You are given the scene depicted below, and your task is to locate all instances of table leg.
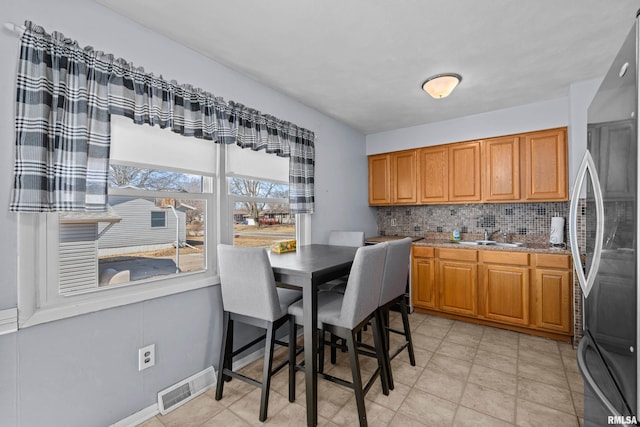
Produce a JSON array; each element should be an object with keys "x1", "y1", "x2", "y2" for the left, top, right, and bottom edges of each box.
[{"x1": 303, "y1": 280, "x2": 318, "y2": 426}]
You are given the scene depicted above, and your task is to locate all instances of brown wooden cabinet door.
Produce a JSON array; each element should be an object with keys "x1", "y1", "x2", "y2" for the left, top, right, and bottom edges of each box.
[
  {"x1": 412, "y1": 255, "x2": 436, "y2": 309},
  {"x1": 524, "y1": 128, "x2": 568, "y2": 201},
  {"x1": 481, "y1": 264, "x2": 529, "y2": 325},
  {"x1": 438, "y1": 260, "x2": 477, "y2": 316},
  {"x1": 417, "y1": 146, "x2": 449, "y2": 203},
  {"x1": 391, "y1": 150, "x2": 417, "y2": 204},
  {"x1": 483, "y1": 136, "x2": 520, "y2": 201},
  {"x1": 449, "y1": 141, "x2": 481, "y2": 202},
  {"x1": 368, "y1": 154, "x2": 391, "y2": 205},
  {"x1": 535, "y1": 268, "x2": 571, "y2": 333}
]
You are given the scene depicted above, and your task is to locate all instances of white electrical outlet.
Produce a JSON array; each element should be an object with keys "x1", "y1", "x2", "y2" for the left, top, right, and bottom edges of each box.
[{"x1": 138, "y1": 344, "x2": 155, "y2": 371}]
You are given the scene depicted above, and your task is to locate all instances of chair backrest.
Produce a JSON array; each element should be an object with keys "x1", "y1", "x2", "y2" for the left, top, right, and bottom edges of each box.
[
  {"x1": 337, "y1": 243, "x2": 387, "y2": 329},
  {"x1": 217, "y1": 244, "x2": 282, "y2": 322},
  {"x1": 379, "y1": 238, "x2": 412, "y2": 306},
  {"x1": 328, "y1": 231, "x2": 365, "y2": 247}
]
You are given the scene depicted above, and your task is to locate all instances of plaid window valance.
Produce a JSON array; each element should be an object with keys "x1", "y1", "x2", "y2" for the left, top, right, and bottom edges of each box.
[{"x1": 10, "y1": 21, "x2": 315, "y2": 214}]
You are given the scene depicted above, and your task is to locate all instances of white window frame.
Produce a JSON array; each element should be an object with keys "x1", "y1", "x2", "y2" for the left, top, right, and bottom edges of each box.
[
  {"x1": 220, "y1": 140, "x2": 310, "y2": 246},
  {"x1": 17, "y1": 163, "x2": 218, "y2": 329},
  {"x1": 16, "y1": 140, "x2": 311, "y2": 328},
  {"x1": 150, "y1": 210, "x2": 167, "y2": 228}
]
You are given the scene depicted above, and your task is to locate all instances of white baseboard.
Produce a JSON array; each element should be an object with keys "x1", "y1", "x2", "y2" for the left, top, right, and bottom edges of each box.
[
  {"x1": 110, "y1": 403, "x2": 158, "y2": 427},
  {"x1": 0, "y1": 308, "x2": 18, "y2": 336}
]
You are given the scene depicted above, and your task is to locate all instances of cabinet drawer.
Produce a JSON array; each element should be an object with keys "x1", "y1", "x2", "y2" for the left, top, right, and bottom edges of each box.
[
  {"x1": 413, "y1": 246, "x2": 435, "y2": 258},
  {"x1": 437, "y1": 248, "x2": 477, "y2": 262},
  {"x1": 480, "y1": 250, "x2": 529, "y2": 266},
  {"x1": 535, "y1": 254, "x2": 571, "y2": 269}
]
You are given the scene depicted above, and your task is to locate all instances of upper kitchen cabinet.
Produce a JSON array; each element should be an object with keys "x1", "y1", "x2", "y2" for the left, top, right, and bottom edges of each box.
[
  {"x1": 449, "y1": 141, "x2": 482, "y2": 202},
  {"x1": 482, "y1": 136, "x2": 520, "y2": 201},
  {"x1": 417, "y1": 146, "x2": 449, "y2": 203},
  {"x1": 523, "y1": 128, "x2": 568, "y2": 201},
  {"x1": 368, "y1": 150, "x2": 417, "y2": 205},
  {"x1": 391, "y1": 150, "x2": 418, "y2": 204},
  {"x1": 368, "y1": 153, "x2": 391, "y2": 205},
  {"x1": 588, "y1": 120, "x2": 636, "y2": 200},
  {"x1": 368, "y1": 127, "x2": 567, "y2": 206}
]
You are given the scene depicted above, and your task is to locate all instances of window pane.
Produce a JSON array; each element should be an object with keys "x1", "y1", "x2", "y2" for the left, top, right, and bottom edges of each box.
[
  {"x1": 59, "y1": 196, "x2": 206, "y2": 295},
  {"x1": 228, "y1": 177, "x2": 289, "y2": 198},
  {"x1": 150, "y1": 211, "x2": 166, "y2": 228},
  {"x1": 232, "y1": 201, "x2": 295, "y2": 247},
  {"x1": 110, "y1": 165, "x2": 203, "y2": 193}
]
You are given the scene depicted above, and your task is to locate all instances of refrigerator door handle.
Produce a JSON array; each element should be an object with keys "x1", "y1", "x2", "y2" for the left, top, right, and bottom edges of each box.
[{"x1": 569, "y1": 150, "x2": 604, "y2": 298}]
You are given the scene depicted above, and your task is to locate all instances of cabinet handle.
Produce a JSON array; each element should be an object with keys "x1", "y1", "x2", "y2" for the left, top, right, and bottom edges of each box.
[{"x1": 569, "y1": 150, "x2": 604, "y2": 298}]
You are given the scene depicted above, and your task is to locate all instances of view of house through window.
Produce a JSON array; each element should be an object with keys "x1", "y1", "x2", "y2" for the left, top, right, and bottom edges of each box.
[
  {"x1": 229, "y1": 177, "x2": 295, "y2": 247},
  {"x1": 58, "y1": 165, "x2": 209, "y2": 295}
]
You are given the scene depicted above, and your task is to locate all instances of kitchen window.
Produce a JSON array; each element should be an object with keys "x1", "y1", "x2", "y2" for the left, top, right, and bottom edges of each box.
[
  {"x1": 18, "y1": 116, "x2": 218, "y2": 327},
  {"x1": 224, "y1": 143, "x2": 300, "y2": 248}
]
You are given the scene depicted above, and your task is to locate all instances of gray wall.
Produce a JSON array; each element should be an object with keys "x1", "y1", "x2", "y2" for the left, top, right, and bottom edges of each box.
[{"x1": 0, "y1": 0, "x2": 374, "y2": 425}]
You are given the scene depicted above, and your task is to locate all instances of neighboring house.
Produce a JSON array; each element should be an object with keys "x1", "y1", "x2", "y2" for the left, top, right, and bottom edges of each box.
[
  {"x1": 233, "y1": 207, "x2": 293, "y2": 225},
  {"x1": 98, "y1": 197, "x2": 187, "y2": 256}
]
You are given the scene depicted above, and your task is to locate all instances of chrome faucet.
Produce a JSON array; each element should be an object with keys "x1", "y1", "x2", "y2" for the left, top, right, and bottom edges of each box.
[{"x1": 484, "y1": 229, "x2": 501, "y2": 241}]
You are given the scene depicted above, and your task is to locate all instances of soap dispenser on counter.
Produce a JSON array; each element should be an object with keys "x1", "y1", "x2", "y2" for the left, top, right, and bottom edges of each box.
[{"x1": 452, "y1": 226, "x2": 461, "y2": 241}]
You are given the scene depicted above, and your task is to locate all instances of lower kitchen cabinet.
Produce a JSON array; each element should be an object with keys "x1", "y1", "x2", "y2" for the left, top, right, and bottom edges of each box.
[
  {"x1": 411, "y1": 246, "x2": 573, "y2": 340},
  {"x1": 533, "y1": 254, "x2": 572, "y2": 334},
  {"x1": 479, "y1": 250, "x2": 530, "y2": 326},
  {"x1": 411, "y1": 246, "x2": 437, "y2": 309},
  {"x1": 438, "y1": 249, "x2": 477, "y2": 316}
]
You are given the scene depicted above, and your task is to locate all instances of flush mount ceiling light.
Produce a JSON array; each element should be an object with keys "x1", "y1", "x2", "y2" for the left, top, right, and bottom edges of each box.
[{"x1": 421, "y1": 73, "x2": 462, "y2": 99}]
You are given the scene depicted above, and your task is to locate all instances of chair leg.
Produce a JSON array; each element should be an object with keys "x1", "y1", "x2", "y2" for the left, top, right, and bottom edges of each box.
[
  {"x1": 224, "y1": 317, "x2": 234, "y2": 383},
  {"x1": 346, "y1": 330, "x2": 368, "y2": 427},
  {"x1": 399, "y1": 297, "x2": 416, "y2": 366},
  {"x1": 288, "y1": 318, "x2": 297, "y2": 402},
  {"x1": 372, "y1": 311, "x2": 391, "y2": 394},
  {"x1": 330, "y1": 332, "x2": 338, "y2": 365},
  {"x1": 383, "y1": 307, "x2": 390, "y2": 349},
  {"x1": 259, "y1": 322, "x2": 277, "y2": 422},
  {"x1": 319, "y1": 328, "x2": 326, "y2": 373},
  {"x1": 215, "y1": 312, "x2": 231, "y2": 400}
]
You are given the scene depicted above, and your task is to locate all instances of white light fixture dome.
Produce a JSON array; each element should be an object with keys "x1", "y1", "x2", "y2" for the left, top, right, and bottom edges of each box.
[{"x1": 421, "y1": 73, "x2": 462, "y2": 99}]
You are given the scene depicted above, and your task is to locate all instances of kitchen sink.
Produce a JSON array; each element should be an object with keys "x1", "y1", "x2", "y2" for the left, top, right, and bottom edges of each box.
[
  {"x1": 494, "y1": 242, "x2": 526, "y2": 248},
  {"x1": 454, "y1": 240, "x2": 525, "y2": 248}
]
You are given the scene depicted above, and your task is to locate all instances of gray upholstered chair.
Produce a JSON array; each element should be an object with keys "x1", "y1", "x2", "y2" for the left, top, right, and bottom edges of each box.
[
  {"x1": 377, "y1": 237, "x2": 415, "y2": 390},
  {"x1": 322, "y1": 230, "x2": 365, "y2": 293},
  {"x1": 287, "y1": 243, "x2": 390, "y2": 427},
  {"x1": 215, "y1": 244, "x2": 302, "y2": 422},
  {"x1": 328, "y1": 230, "x2": 365, "y2": 247}
]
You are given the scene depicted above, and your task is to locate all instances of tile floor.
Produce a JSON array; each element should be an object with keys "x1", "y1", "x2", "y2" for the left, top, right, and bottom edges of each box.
[{"x1": 139, "y1": 312, "x2": 584, "y2": 426}]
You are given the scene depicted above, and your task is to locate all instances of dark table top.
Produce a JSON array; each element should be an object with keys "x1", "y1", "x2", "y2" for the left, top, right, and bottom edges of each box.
[{"x1": 268, "y1": 244, "x2": 358, "y2": 280}]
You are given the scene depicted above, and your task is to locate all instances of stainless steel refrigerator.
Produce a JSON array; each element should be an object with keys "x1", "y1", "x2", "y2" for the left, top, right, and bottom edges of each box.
[{"x1": 570, "y1": 11, "x2": 639, "y2": 426}]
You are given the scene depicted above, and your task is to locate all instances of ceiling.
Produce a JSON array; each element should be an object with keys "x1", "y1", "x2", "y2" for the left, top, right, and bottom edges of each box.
[{"x1": 97, "y1": 0, "x2": 640, "y2": 134}]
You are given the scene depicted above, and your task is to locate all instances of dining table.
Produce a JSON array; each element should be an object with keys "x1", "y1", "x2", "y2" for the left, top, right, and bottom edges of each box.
[{"x1": 268, "y1": 244, "x2": 359, "y2": 426}]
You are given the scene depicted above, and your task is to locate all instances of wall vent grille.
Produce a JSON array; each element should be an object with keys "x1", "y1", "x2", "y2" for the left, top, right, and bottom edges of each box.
[{"x1": 157, "y1": 366, "x2": 216, "y2": 415}]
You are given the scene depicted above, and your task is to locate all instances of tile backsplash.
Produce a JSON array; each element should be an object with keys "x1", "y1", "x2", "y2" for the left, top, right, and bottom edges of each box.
[{"x1": 377, "y1": 201, "x2": 569, "y2": 244}]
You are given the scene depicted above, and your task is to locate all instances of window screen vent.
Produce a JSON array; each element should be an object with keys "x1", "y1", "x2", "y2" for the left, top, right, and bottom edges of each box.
[{"x1": 157, "y1": 366, "x2": 216, "y2": 415}]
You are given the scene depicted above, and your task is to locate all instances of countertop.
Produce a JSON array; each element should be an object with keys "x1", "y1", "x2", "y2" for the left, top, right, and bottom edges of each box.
[
  {"x1": 365, "y1": 235, "x2": 424, "y2": 244},
  {"x1": 413, "y1": 239, "x2": 571, "y2": 255}
]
